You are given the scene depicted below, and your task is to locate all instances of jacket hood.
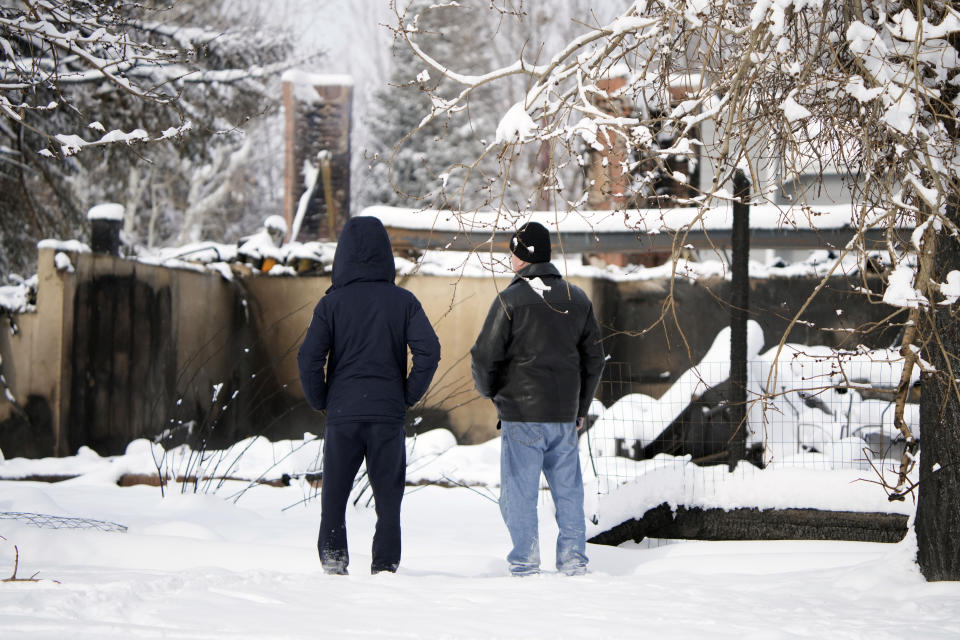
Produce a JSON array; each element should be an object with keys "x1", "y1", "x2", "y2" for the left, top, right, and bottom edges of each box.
[{"x1": 331, "y1": 216, "x2": 396, "y2": 289}]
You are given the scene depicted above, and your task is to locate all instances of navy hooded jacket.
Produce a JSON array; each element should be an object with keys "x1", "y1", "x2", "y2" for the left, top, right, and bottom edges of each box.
[{"x1": 297, "y1": 217, "x2": 441, "y2": 425}]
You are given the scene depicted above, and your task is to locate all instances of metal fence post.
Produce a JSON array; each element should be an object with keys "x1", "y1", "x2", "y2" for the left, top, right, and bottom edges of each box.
[{"x1": 728, "y1": 169, "x2": 751, "y2": 471}]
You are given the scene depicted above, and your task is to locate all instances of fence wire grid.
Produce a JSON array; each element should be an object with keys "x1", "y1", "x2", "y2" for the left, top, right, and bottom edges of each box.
[
  {"x1": 0, "y1": 511, "x2": 128, "y2": 533},
  {"x1": 583, "y1": 355, "x2": 917, "y2": 495}
]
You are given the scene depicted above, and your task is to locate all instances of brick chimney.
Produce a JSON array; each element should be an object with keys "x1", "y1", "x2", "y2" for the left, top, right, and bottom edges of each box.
[
  {"x1": 586, "y1": 74, "x2": 632, "y2": 210},
  {"x1": 282, "y1": 71, "x2": 353, "y2": 241}
]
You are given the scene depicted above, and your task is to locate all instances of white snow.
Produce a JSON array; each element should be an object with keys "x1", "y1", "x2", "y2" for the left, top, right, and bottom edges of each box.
[
  {"x1": 883, "y1": 263, "x2": 928, "y2": 309},
  {"x1": 36, "y1": 239, "x2": 90, "y2": 253},
  {"x1": 283, "y1": 70, "x2": 354, "y2": 105},
  {"x1": 264, "y1": 215, "x2": 288, "y2": 233},
  {"x1": 237, "y1": 229, "x2": 283, "y2": 263},
  {"x1": 495, "y1": 102, "x2": 539, "y2": 144},
  {"x1": 0, "y1": 278, "x2": 36, "y2": 314},
  {"x1": 844, "y1": 76, "x2": 884, "y2": 103},
  {"x1": 0, "y1": 430, "x2": 956, "y2": 638},
  {"x1": 524, "y1": 276, "x2": 551, "y2": 299},
  {"x1": 939, "y1": 270, "x2": 960, "y2": 305},
  {"x1": 363, "y1": 202, "x2": 897, "y2": 235},
  {"x1": 780, "y1": 91, "x2": 812, "y2": 122},
  {"x1": 394, "y1": 244, "x2": 867, "y2": 285},
  {"x1": 569, "y1": 117, "x2": 604, "y2": 151},
  {"x1": 585, "y1": 327, "x2": 920, "y2": 477},
  {"x1": 53, "y1": 252, "x2": 74, "y2": 273},
  {"x1": 281, "y1": 70, "x2": 355, "y2": 87},
  {"x1": 98, "y1": 128, "x2": 149, "y2": 145},
  {"x1": 86, "y1": 203, "x2": 125, "y2": 221}
]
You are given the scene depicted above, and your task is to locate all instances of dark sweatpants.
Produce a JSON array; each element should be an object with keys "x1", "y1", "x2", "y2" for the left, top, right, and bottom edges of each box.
[{"x1": 317, "y1": 421, "x2": 406, "y2": 574}]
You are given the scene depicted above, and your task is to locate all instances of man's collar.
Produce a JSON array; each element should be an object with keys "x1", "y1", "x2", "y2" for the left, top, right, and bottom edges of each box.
[{"x1": 512, "y1": 262, "x2": 561, "y2": 283}]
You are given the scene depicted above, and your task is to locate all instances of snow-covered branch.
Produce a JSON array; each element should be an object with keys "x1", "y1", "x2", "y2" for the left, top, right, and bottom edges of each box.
[
  {"x1": 0, "y1": 0, "x2": 298, "y2": 157},
  {"x1": 391, "y1": 1, "x2": 960, "y2": 499}
]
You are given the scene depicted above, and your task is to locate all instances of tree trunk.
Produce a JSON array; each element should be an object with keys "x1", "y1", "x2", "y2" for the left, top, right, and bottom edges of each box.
[{"x1": 917, "y1": 198, "x2": 960, "y2": 581}]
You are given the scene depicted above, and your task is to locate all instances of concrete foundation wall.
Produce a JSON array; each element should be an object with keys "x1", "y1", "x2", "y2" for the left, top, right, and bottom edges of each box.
[
  {"x1": 0, "y1": 250, "x2": 65, "y2": 457},
  {"x1": 239, "y1": 270, "x2": 600, "y2": 444},
  {"x1": 0, "y1": 251, "x2": 895, "y2": 457}
]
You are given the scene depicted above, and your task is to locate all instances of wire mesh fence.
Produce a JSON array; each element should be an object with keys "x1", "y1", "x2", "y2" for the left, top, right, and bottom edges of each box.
[
  {"x1": 583, "y1": 350, "x2": 918, "y2": 495},
  {"x1": 0, "y1": 512, "x2": 128, "y2": 533}
]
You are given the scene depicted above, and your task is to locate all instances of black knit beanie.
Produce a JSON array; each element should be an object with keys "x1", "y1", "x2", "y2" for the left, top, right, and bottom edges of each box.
[{"x1": 510, "y1": 222, "x2": 551, "y2": 264}]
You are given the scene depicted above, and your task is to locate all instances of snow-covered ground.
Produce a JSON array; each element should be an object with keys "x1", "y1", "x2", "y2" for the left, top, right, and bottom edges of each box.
[{"x1": 1, "y1": 430, "x2": 957, "y2": 639}]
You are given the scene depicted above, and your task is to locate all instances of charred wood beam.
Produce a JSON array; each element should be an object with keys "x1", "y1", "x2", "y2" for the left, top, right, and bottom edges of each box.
[{"x1": 588, "y1": 502, "x2": 909, "y2": 546}]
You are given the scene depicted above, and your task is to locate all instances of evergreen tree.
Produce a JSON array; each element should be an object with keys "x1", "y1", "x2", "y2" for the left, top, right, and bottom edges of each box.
[{"x1": 358, "y1": 1, "x2": 499, "y2": 211}]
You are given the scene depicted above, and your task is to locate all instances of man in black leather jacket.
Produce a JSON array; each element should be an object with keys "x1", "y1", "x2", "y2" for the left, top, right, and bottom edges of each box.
[{"x1": 470, "y1": 222, "x2": 604, "y2": 576}]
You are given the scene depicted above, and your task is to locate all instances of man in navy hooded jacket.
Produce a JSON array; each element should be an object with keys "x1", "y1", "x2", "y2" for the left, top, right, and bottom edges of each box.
[{"x1": 298, "y1": 216, "x2": 440, "y2": 575}]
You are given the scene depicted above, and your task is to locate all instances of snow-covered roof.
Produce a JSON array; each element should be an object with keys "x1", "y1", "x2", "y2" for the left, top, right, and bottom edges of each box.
[{"x1": 363, "y1": 202, "x2": 890, "y2": 235}]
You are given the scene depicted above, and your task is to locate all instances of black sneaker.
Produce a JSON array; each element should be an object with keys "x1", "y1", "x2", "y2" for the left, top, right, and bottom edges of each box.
[
  {"x1": 323, "y1": 564, "x2": 348, "y2": 576},
  {"x1": 371, "y1": 564, "x2": 398, "y2": 575}
]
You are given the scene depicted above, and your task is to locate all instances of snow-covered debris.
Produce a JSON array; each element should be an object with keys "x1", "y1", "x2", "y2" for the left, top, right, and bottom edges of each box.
[
  {"x1": 238, "y1": 229, "x2": 284, "y2": 263},
  {"x1": 585, "y1": 326, "x2": 920, "y2": 479},
  {"x1": 588, "y1": 321, "x2": 765, "y2": 455},
  {"x1": 0, "y1": 275, "x2": 37, "y2": 314},
  {"x1": 264, "y1": 215, "x2": 287, "y2": 234},
  {"x1": 746, "y1": 343, "x2": 920, "y2": 467},
  {"x1": 585, "y1": 459, "x2": 916, "y2": 542},
  {"x1": 87, "y1": 203, "x2": 125, "y2": 221},
  {"x1": 139, "y1": 242, "x2": 239, "y2": 266}
]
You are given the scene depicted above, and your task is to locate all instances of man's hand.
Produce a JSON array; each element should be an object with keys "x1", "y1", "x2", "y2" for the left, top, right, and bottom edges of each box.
[{"x1": 576, "y1": 417, "x2": 585, "y2": 432}]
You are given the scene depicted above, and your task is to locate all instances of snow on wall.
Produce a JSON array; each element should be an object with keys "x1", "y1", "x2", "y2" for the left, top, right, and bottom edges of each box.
[{"x1": 281, "y1": 70, "x2": 355, "y2": 87}]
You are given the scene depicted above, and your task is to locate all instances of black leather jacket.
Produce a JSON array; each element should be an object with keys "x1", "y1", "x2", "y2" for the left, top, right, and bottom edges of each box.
[{"x1": 470, "y1": 263, "x2": 605, "y2": 423}]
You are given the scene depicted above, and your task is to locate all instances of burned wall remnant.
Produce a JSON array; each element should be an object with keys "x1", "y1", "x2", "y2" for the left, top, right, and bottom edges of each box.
[
  {"x1": 0, "y1": 395, "x2": 53, "y2": 458},
  {"x1": 594, "y1": 274, "x2": 897, "y2": 402},
  {"x1": 282, "y1": 71, "x2": 353, "y2": 241},
  {"x1": 67, "y1": 275, "x2": 174, "y2": 454}
]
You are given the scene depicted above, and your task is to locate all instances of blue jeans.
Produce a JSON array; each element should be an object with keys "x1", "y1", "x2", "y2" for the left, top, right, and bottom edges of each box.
[{"x1": 499, "y1": 421, "x2": 588, "y2": 576}]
